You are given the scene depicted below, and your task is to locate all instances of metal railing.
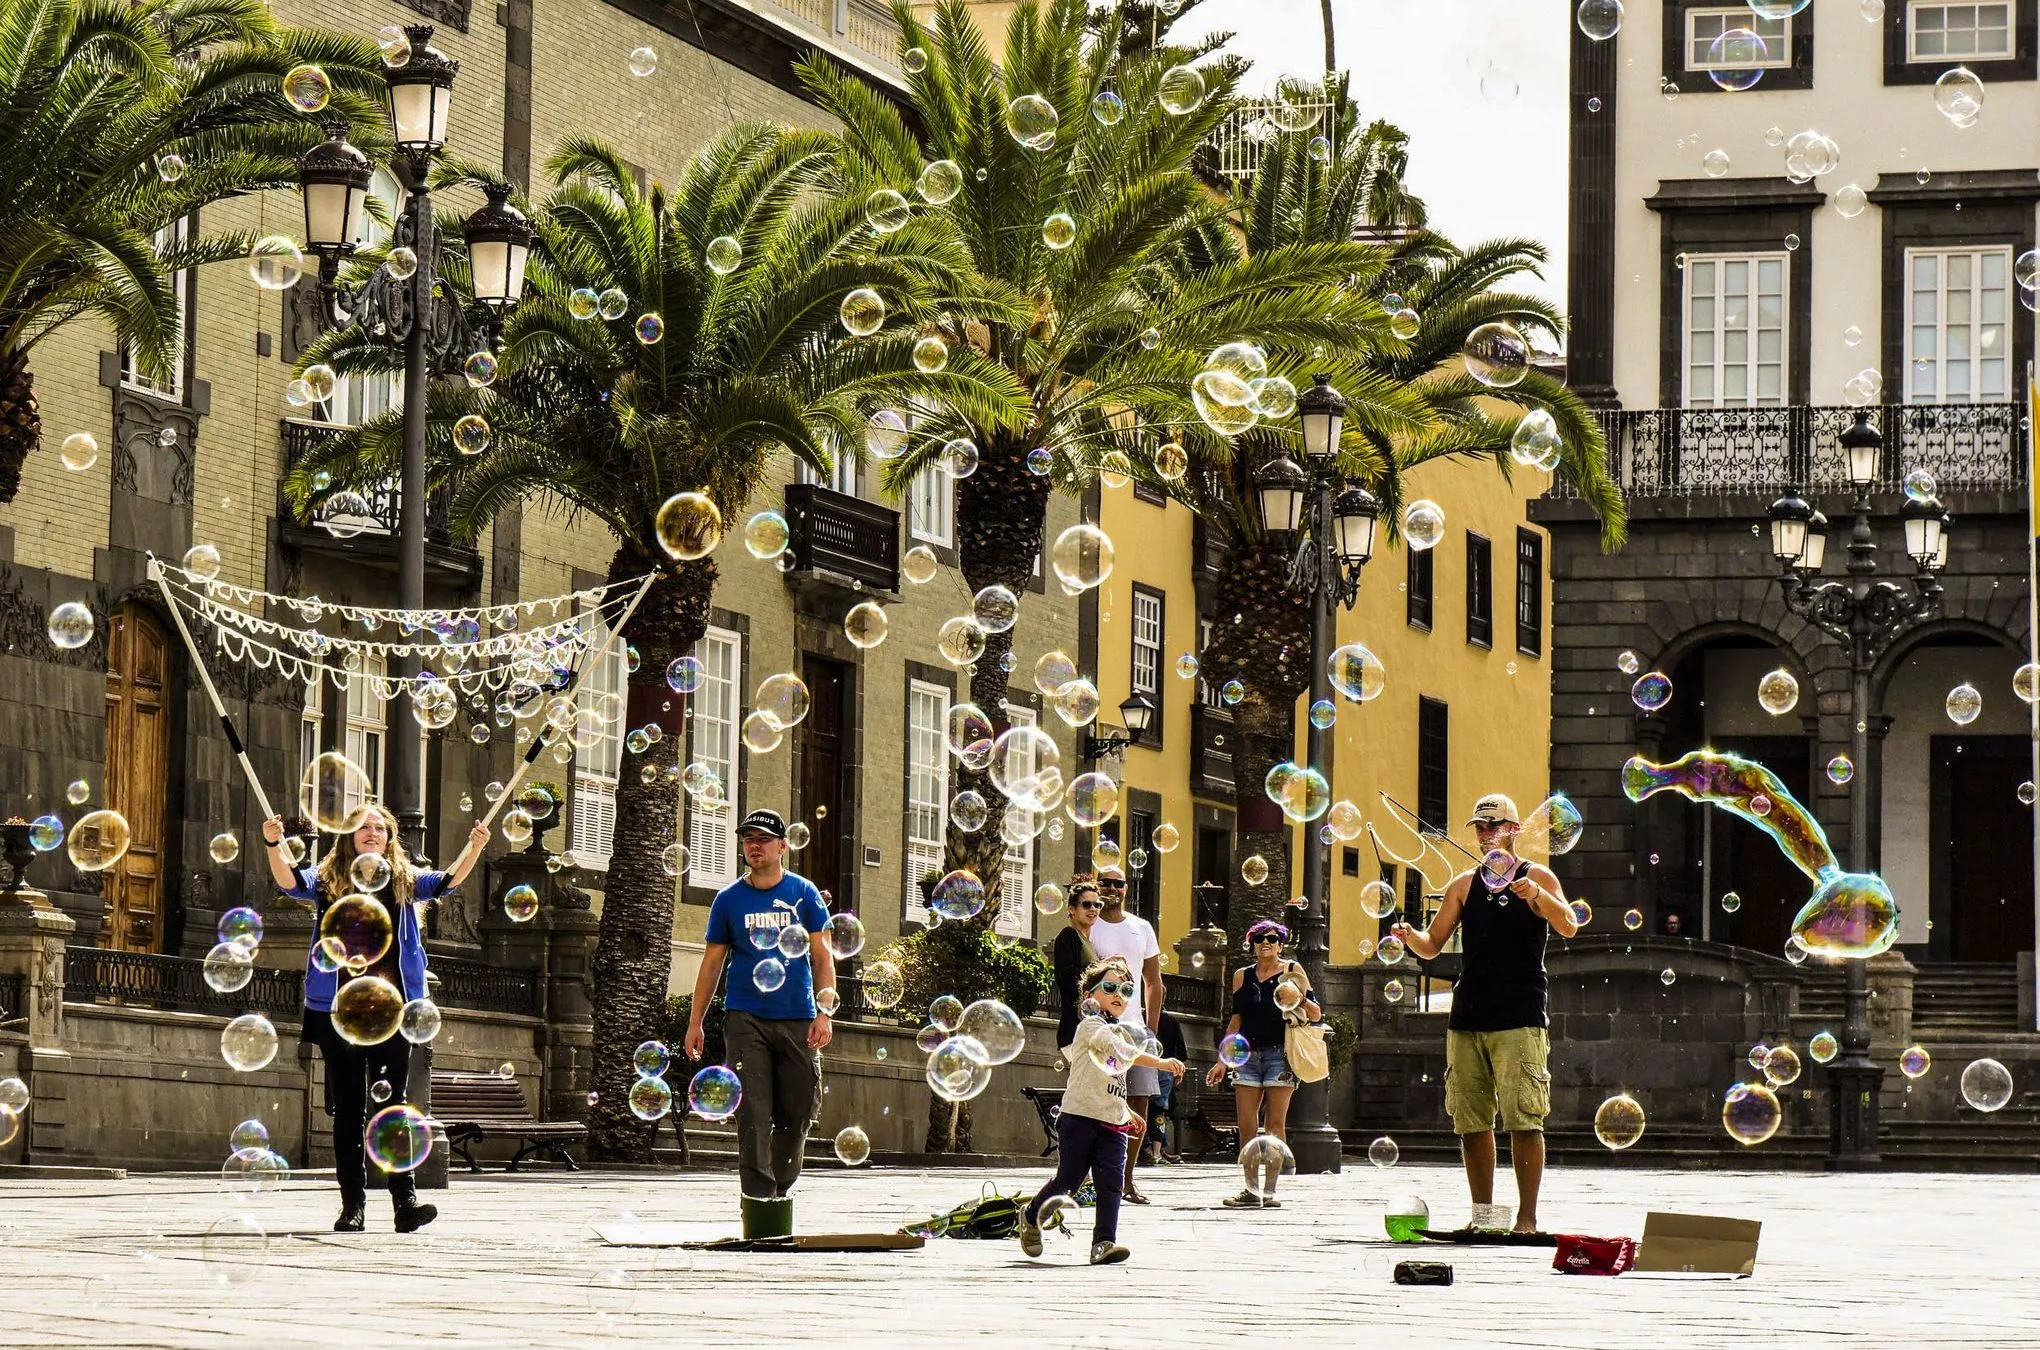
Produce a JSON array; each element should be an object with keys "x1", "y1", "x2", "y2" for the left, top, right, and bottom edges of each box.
[
  {"x1": 784, "y1": 482, "x2": 901, "y2": 592},
  {"x1": 431, "y1": 955, "x2": 542, "y2": 1017},
  {"x1": 64, "y1": 947, "x2": 304, "y2": 1019},
  {"x1": 737, "y1": 0, "x2": 901, "y2": 74},
  {"x1": 1550, "y1": 402, "x2": 2027, "y2": 499},
  {"x1": 1163, "y1": 972, "x2": 1223, "y2": 1020},
  {"x1": 279, "y1": 418, "x2": 458, "y2": 543},
  {"x1": 1206, "y1": 99, "x2": 1337, "y2": 180},
  {"x1": 0, "y1": 971, "x2": 23, "y2": 1025}
]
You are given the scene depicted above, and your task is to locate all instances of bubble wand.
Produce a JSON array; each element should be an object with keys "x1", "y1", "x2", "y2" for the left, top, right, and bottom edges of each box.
[
  {"x1": 474, "y1": 572, "x2": 657, "y2": 834},
  {"x1": 148, "y1": 554, "x2": 280, "y2": 823}
]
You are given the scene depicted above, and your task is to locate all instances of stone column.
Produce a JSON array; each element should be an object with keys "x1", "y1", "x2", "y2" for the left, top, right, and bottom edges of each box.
[
  {"x1": 0, "y1": 822, "x2": 79, "y2": 1162},
  {"x1": 1173, "y1": 924, "x2": 1230, "y2": 988},
  {"x1": 542, "y1": 901, "x2": 599, "y2": 1124}
]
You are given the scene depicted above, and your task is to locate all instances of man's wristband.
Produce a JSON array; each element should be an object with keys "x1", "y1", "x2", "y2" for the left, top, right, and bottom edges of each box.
[{"x1": 263, "y1": 838, "x2": 280, "y2": 850}]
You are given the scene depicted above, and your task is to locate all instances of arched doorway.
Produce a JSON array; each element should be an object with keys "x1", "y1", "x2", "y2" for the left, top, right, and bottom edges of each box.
[
  {"x1": 1641, "y1": 630, "x2": 1814, "y2": 956},
  {"x1": 101, "y1": 603, "x2": 175, "y2": 952}
]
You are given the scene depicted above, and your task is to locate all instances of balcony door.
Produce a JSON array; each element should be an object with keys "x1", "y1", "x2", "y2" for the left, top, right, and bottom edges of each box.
[
  {"x1": 795, "y1": 654, "x2": 853, "y2": 908},
  {"x1": 1934, "y1": 735, "x2": 2034, "y2": 962},
  {"x1": 102, "y1": 604, "x2": 175, "y2": 952}
]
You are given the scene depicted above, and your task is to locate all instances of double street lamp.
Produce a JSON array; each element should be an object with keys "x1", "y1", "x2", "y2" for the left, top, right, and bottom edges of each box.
[
  {"x1": 293, "y1": 25, "x2": 534, "y2": 851},
  {"x1": 1251, "y1": 375, "x2": 1380, "y2": 1175},
  {"x1": 1762, "y1": 410, "x2": 1947, "y2": 1170}
]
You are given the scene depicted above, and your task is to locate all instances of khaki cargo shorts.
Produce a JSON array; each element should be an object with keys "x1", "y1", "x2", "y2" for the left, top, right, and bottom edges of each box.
[{"x1": 1445, "y1": 1027, "x2": 1552, "y2": 1135}]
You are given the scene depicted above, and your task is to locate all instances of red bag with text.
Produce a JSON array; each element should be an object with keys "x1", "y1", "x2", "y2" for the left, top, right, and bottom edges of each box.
[{"x1": 1552, "y1": 1234, "x2": 1636, "y2": 1276}]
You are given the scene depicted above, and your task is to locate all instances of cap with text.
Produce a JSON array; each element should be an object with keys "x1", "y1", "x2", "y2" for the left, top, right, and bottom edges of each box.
[
  {"x1": 1467, "y1": 794, "x2": 1521, "y2": 826},
  {"x1": 735, "y1": 808, "x2": 788, "y2": 839}
]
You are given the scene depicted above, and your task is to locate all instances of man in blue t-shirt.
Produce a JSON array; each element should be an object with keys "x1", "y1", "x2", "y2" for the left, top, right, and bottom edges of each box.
[{"x1": 684, "y1": 808, "x2": 837, "y2": 1201}]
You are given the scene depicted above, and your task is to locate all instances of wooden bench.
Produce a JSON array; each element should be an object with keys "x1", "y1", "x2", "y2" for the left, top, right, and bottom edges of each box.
[
  {"x1": 1020, "y1": 1086, "x2": 1064, "y2": 1156},
  {"x1": 1189, "y1": 1082, "x2": 1240, "y2": 1159},
  {"x1": 431, "y1": 1072, "x2": 587, "y2": 1173}
]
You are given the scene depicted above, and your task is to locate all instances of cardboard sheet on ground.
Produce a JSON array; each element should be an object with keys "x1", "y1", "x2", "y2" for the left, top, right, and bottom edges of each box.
[
  {"x1": 1630, "y1": 1211, "x2": 1760, "y2": 1278},
  {"x1": 593, "y1": 1222, "x2": 922, "y2": 1253}
]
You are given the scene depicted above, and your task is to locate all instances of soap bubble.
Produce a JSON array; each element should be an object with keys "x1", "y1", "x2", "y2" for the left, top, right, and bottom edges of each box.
[
  {"x1": 706, "y1": 235, "x2": 743, "y2": 273},
  {"x1": 220, "y1": 1013, "x2": 279, "y2": 1072},
  {"x1": 1462, "y1": 322, "x2": 1530, "y2": 388},
  {"x1": 66, "y1": 810, "x2": 131, "y2": 871},
  {"x1": 1960, "y1": 1058, "x2": 2013, "y2": 1112},
  {"x1": 66, "y1": 780, "x2": 90, "y2": 805},
  {"x1": 1031, "y1": 882, "x2": 1067, "y2": 917},
  {"x1": 1705, "y1": 28, "x2": 1769, "y2": 90},
  {"x1": 567, "y1": 287, "x2": 600, "y2": 319},
  {"x1": 1402, "y1": 500, "x2": 1445, "y2": 551},
  {"x1": 1935, "y1": 66, "x2": 1984, "y2": 122},
  {"x1": 503, "y1": 883, "x2": 539, "y2": 921},
  {"x1": 1050, "y1": 523, "x2": 1114, "y2": 590},
  {"x1": 866, "y1": 188, "x2": 911, "y2": 233},
  {"x1": 902, "y1": 45, "x2": 928, "y2": 73},
  {"x1": 1721, "y1": 1081, "x2": 1781, "y2": 1145},
  {"x1": 1903, "y1": 468, "x2": 1937, "y2": 502},
  {"x1": 1510, "y1": 409, "x2": 1561, "y2": 466},
  {"x1": 59, "y1": 431, "x2": 98, "y2": 471},
  {"x1": 1576, "y1": 0, "x2": 1623, "y2": 40},
  {"x1": 635, "y1": 312, "x2": 665, "y2": 344},
  {"x1": 750, "y1": 957, "x2": 787, "y2": 993},
  {"x1": 1033, "y1": 651, "x2": 1079, "y2": 696},
  {"x1": 821, "y1": 912, "x2": 864, "y2": 960},
  {"x1": 627, "y1": 44, "x2": 658, "y2": 75},
  {"x1": 1945, "y1": 683, "x2": 1981, "y2": 724},
  {"x1": 1328, "y1": 643, "x2": 1386, "y2": 702},
  {"x1": 1054, "y1": 677, "x2": 1101, "y2": 728},
  {"x1": 1757, "y1": 668, "x2": 1799, "y2": 715},
  {"x1": 901, "y1": 544, "x2": 938, "y2": 583},
  {"x1": 1367, "y1": 1135, "x2": 1399, "y2": 1168},
  {"x1": 1005, "y1": 94, "x2": 1059, "y2": 149},
  {"x1": 1239, "y1": 1134, "x2": 1293, "y2": 1197},
  {"x1": 1218, "y1": 1033, "x2": 1252, "y2": 1068},
  {"x1": 1518, "y1": 794, "x2": 1584, "y2": 855},
  {"x1": 1309, "y1": 699, "x2": 1336, "y2": 729},
  {"x1": 1067, "y1": 772, "x2": 1120, "y2": 828},
  {"x1": 837, "y1": 599, "x2": 890, "y2": 649},
  {"x1": 1089, "y1": 89, "x2": 1127, "y2": 125},
  {"x1": 655, "y1": 492, "x2": 722, "y2": 560},
  {"x1": 1157, "y1": 64, "x2": 1206, "y2": 114},
  {"x1": 1042, "y1": 213, "x2": 1076, "y2": 249},
  {"x1": 332, "y1": 975, "x2": 404, "y2": 1046},
  {"x1": 1247, "y1": 376, "x2": 1298, "y2": 419},
  {"x1": 218, "y1": 907, "x2": 263, "y2": 951},
  {"x1": 1377, "y1": 935, "x2": 1406, "y2": 965},
  {"x1": 1721, "y1": 891, "x2": 1742, "y2": 913},
  {"x1": 47, "y1": 601, "x2": 93, "y2": 649},
  {"x1": 632, "y1": 1040, "x2": 672, "y2": 1079},
  {"x1": 1900, "y1": 1044, "x2": 1931, "y2": 1078},
  {"x1": 1809, "y1": 1031, "x2": 1837, "y2": 1062},
  {"x1": 1265, "y1": 762, "x2": 1330, "y2": 823},
  {"x1": 840, "y1": 288, "x2": 885, "y2": 336},
  {"x1": 1588, "y1": 1093, "x2": 1647, "y2": 1149},
  {"x1": 320, "y1": 894, "x2": 394, "y2": 967},
  {"x1": 206, "y1": 831, "x2": 241, "y2": 866},
  {"x1": 1152, "y1": 822, "x2": 1182, "y2": 853},
  {"x1": 930, "y1": 1037, "x2": 993, "y2": 1101},
  {"x1": 744, "y1": 510, "x2": 790, "y2": 560},
  {"x1": 950, "y1": 789, "x2": 988, "y2": 833},
  {"x1": 282, "y1": 63, "x2": 331, "y2": 112},
  {"x1": 916, "y1": 159, "x2": 962, "y2": 204},
  {"x1": 666, "y1": 655, "x2": 705, "y2": 694},
  {"x1": 399, "y1": 998, "x2": 442, "y2": 1044},
  {"x1": 832, "y1": 1125, "x2": 871, "y2": 1166},
  {"x1": 1616, "y1": 650, "x2": 1641, "y2": 676},
  {"x1": 1622, "y1": 908, "x2": 1643, "y2": 931},
  {"x1": 946, "y1": 702, "x2": 994, "y2": 756},
  {"x1": 936, "y1": 616, "x2": 986, "y2": 667},
  {"x1": 740, "y1": 710, "x2": 782, "y2": 753},
  {"x1": 1630, "y1": 671, "x2": 1673, "y2": 712},
  {"x1": 957, "y1": 1000, "x2": 1027, "y2": 1065},
  {"x1": 1762, "y1": 1045, "x2": 1802, "y2": 1086},
  {"x1": 361, "y1": 1103, "x2": 432, "y2": 1173},
  {"x1": 930, "y1": 870, "x2": 987, "y2": 921},
  {"x1": 247, "y1": 235, "x2": 306, "y2": 290},
  {"x1": 912, "y1": 334, "x2": 948, "y2": 373},
  {"x1": 972, "y1": 585, "x2": 1019, "y2": 633},
  {"x1": 203, "y1": 942, "x2": 254, "y2": 993},
  {"x1": 1240, "y1": 854, "x2": 1269, "y2": 885},
  {"x1": 862, "y1": 960, "x2": 904, "y2": 1010},
  {"x1": 774, "y1": 923, "x2": 811, "y2": 962}
]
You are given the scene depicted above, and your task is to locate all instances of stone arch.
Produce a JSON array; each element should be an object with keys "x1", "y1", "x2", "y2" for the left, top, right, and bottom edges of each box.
[{"x1": 1869, "y1": 614, "x2": 2025, "y2": 712}]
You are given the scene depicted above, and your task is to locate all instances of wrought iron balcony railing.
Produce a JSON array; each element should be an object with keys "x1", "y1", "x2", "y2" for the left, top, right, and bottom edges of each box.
[
  {"x1": 735, "y1": 0, "x2": 901, "y2": 74},
  {"x1": 431, "y1": 954, "x2": 542, "y2": 1017},
  {"x1": 783, "y1": 482, "x2": 900, "y2": 593},
  {"x1": 1192, "y1": 704, "x2": 1237, "y2": 797},
  {"x1": 64, "y1": 946, "x2": 305, "y2": 1019},
  {"x1": 1549, "y1": 402, "x2": 2027, "y2": 500},
  {"x1": 279, "y1": 418, "x2": 458, "y2": 544},
  {"x1": 1205, "y1": 99, "x2": 1338, "y2": 180}
]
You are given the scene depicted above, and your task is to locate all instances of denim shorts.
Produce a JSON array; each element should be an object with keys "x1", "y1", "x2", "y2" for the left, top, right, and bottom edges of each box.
[{"x1": 1235, "y1": 1045, "x2": 1295, "y2": 1088}]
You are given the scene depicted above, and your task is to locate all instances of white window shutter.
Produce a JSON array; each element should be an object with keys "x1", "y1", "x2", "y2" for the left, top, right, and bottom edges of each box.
[
  {"x1": 996, "y1": 707, "x2": 1036, "y2": 938},
  {"x1": 570, "y1": 773, "x2": 616, "y2": 869}
]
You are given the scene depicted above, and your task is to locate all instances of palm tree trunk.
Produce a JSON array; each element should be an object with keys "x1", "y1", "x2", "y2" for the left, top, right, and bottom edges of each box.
[
  {"x1": 586, "y1": 547, "x2": 717, "y2": 1162},
  {"x1": 1319, "y1": 0, "x2": 1336, "y2": 75},
  {"x1": 0, "y1": 346, "x2": 40, "y2": 505}
]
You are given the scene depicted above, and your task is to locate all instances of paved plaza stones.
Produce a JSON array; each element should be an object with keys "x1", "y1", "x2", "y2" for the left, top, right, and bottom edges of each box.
[{"x1": 3, "y1": 1161, "x2": 2035, "y2": 1347}]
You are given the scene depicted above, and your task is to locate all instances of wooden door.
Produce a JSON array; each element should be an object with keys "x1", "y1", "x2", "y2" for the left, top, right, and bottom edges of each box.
[
  {"x1": 796, "y1": 655, "x2": 850, "y2": 908},
  {"x1": 1940, "y1": 736, "x2": 2035, "y2": 962},
  {"x1": 103, "y1": 604, "x2": 174, "y2": 952},
  {"x1": 1705, "y1": 735, "x2": 1809, "y2": 956}
]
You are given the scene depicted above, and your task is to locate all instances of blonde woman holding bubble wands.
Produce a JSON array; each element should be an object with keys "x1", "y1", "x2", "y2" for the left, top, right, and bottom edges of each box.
[
  {"x1": 1205, "y1": 919, "x2": 1317, "y2": 1208},
  {"x1": 264, "y1": 807, "x2": 488, "y2": 1233}
]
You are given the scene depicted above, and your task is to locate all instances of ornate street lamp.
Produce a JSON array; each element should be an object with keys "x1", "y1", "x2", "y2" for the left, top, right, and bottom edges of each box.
[
  {"x1": 462, "y1": 185, "x2": 535, "y2": 310},
  {"x1": 1081, "y1": 693, "x2": 1158, "y2": 759}
]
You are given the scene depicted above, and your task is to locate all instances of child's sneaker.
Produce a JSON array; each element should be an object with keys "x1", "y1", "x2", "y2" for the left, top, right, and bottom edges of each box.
[
  {"x1": 1090, "y1": 1241, "x2": 1130, "y2": 1265},
  {"x1": 1017, "y1": 1209, "x2": 1042, "y2": 1258}
]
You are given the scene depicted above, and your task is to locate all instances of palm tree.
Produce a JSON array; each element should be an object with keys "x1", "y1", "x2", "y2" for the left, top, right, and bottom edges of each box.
[
  {"x1": 1190, "y1": 90, "x2": 1627, "y2": 947},
  {"x1": 803, "y1": 0, "x2": 1423, "y2": 911},
  {"x1": 287, "y1": 127, "x2": 1020, "y2": 1161},
  {"x1": 0, "y1": 0, "x2": 387, "y2": 501}
]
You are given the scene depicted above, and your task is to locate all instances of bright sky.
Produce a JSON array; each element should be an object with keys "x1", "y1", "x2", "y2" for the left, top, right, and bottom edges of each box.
[{"x1": 1185, "y1": 0, "x2": 1570, "y2": 308}]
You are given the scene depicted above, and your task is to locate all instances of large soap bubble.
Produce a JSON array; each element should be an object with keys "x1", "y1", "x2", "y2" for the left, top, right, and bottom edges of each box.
[
  {"x1": 319, "y1": 894, "x2": 394, "y2": 968},
  {"x1": 755, "y1": 672, "x2": 811, "y2": 730},
  {"x1": 955, "y1": 999, "x2": 1026, "y2": 1065},
  {"x1": 1594, "y1": 1093, "x2": 1646, "y2": 1149},
  {"x1": 1518, "y1": 793, "x2": 1584, "y2": 855},
  {"x1": 1004, "y1": 94, "x2": 1058, "y2": 149},
  {"x1": 365, "y1": 1104, "x2": 433, "y2": 1173},
  {"x1": 1721, "y1": 1081, "x2": 1782, "y2": 1145},
  {"x1": 1960, "y1": 1057, "x2": 2013, "y2": 1112},
  {"x1": 1328, "y1": 643, "x2": 1386, "y2": 702},
  {"x1": 1067, "y1": 771, "x2": 1120, "y2": 828},
  {"x1": 1239, "y1": 1133, "x2": 1294, "y2": 1197},
  {"x1": 221, "y1": 1013, "x2": 279, "y2": 1072},
  {"x1": 1462, "y1": 322, "x2": 1530, "y2": 388},
  {"x1": 65, "y1": 810, "x2": 131, "y2": 871},
  {"x1": 1050, "y1": 523, "x2": 1114, "y2": 591},
  {"x1": 655, "y1": 492, "x2": 722, "y2": 561},
  {"x1": 929, "y1": 869, "x2": 987, "y2": 921},
  {"x1": 1576, "y1": 0, "x2": 1623, "y2": 40},
  {"x1": 1157, "y1": 64, "x2": 1206, "y2": 115},
  {"x1": 332, "y1": 975, "x2": 404, "y2": 1046},
  {"x1": 688, "y1": 1065, "x2": 742, "y2": 1121},
  {"x1": 299, "y1": 751, "x2": 375, "y2": 833}
]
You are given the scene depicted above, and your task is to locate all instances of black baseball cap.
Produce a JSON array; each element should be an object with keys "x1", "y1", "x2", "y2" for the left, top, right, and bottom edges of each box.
[{"x1": 735, "y1": 809, "x2": 788, "y2": 839}]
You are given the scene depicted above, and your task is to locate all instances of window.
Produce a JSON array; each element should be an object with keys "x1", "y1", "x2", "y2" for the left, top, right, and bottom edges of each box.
[
  {"x1": 1197, "y1": 618, "x2": 1221, "y2": 710},
  {"x1": 1908, "y1": 2, "x2": 2012, "y2": 59},
  {"x1": 569, "y1": 611, "x2": 628, "y2": 869},
  {"x1": 1125, "y1": 808, "x2": 1158, "y2": 921},
  {"x1": 1515, "y1": 529, "x2": 1544, "y2": 658},
  {"x1": 1684, "y1": 254, "x2": 1788, "y2": 408},
  {"x1": 685, "y1": 626, "x2": 742, "y2": 888},
  {"x1": 122, "y1": 217, "x2": 190, "y2": 400},
  {"x1": 1130, "y1": 586, "x2": 1164, "y2": 745},
  {"x1": 344, "y1": 652, "x2": 388, "y2": 806},
  {"x1": 908, "y1": 465, "x2": 953, "y2": 547},
  {"x1": 803, "y1": 452, "x2": 859, "y2": 498},
  {"x1": 996, "y1": 707, "x2": 1038, "y2": 938},
  {"x1": 1686, "y1": 8, "x2": 1790, "y2": 69},
  {"x1": 1466, "y1": 533, "x2": 1492, "y2": 648},
  {"x1": 1406, "y1": 545, "x2": 1434, "y2": 631},
  {"x1": 1417, "y1": 696, "x2": 1449, "y2": 832},
  {"x1": 301, "y1": 677, "x2": 325, "y2": 780},
  {"x1": 1905, "y1": 248, "x2": 2012, "y2": 404},
  {"x1": 904, "y1": 678, "x2": 949, "y2": 925}
]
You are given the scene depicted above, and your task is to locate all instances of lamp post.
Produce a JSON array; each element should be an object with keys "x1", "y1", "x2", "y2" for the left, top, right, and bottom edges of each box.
[
  {"x1": 1080, "y1": 693, "x2": 1158, "y2": 759},
  {"x1": 1251, "y1": 374, "x2": 1378, "y2": 1175},
  {"x1": 1761, "y1": 410, "x2": 1946, "y2": 1171},
  {"x1": 295, "y1": 26, "x2": 533, "y2": 853}
]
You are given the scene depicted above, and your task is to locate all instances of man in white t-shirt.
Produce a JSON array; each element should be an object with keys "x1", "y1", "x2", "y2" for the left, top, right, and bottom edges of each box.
[{"x1": 1086, "y1": 865, "x2": 1167, "y2": 1204}]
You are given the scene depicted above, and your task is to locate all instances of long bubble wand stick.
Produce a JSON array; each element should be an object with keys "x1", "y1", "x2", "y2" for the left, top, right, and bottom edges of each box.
[
  {"x1": 475, "y1": 572, "x2": 658, "y2": 834},
  {"x1": 148, "y1": 554, "x2": 279, "y2": 822}
]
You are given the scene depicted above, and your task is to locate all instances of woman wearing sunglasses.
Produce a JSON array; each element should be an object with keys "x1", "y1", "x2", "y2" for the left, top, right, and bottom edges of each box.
[
  {"x1": 1018, "y1": 958, "x2": 1186, "y2": 1265},
  {"x1": 1051, "y1": 876, "x2": 1104, "y2": 1051},
  {"x1": 1205, "y1": 918, "x2": 1318, "y2": 1208}
]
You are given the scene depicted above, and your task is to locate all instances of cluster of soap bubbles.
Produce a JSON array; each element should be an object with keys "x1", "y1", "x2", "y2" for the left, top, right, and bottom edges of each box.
[
  {"x1": 1189, "y1": 342, "x2": 1294, "y2": 439},
  {"x1": 919, "y1": 998, "x2": 1028, "y2": 1104}
]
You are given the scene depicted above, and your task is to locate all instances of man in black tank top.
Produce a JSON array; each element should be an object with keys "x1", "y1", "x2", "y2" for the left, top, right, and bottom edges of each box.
[{"x1": 1390, "y1": 793, "x2": 1579, "y2": 1234}]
